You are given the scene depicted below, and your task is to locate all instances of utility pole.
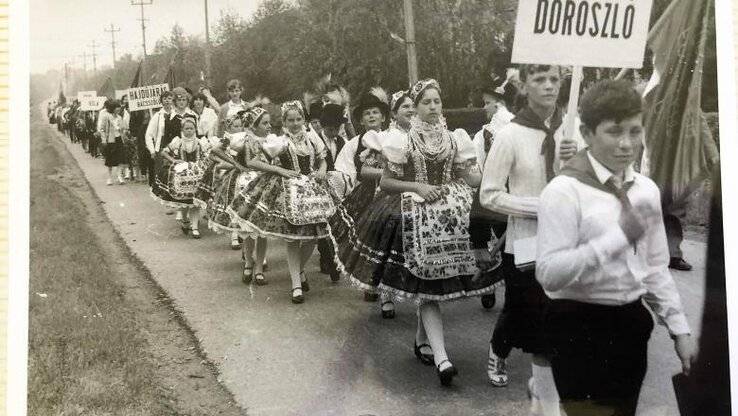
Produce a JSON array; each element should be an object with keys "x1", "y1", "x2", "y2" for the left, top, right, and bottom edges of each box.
[
  {"x1": 131, "y1": 0, "x2": 153, "y2": 59},
  {"x1": 104, "y1": 24, "x2": 120, "y2": 68},
  {"x1": 88, "y1": 40, "x2": 99, "y2": 76},
  {"x1": 203, "y1": 0, "x2": 212, "y2": 85},
  {"x1": 402, "y1": 0, "x2": 419, "y2": 86},
  {"x1": 64, "y1": 62, "x2": 69, "y2": 97}
]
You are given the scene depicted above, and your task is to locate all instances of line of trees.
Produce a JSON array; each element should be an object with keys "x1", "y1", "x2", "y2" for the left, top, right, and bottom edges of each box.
[{"x1": 31, "y1": 0, "x2": 718, "y2": 112}]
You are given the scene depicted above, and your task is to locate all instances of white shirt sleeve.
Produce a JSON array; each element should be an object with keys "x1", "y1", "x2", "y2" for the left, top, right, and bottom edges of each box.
[
  {"x1": 145, "y1": 112, "x2": 158, "y2": 154},
  {"x1": 479, "y1": 127, "x2": 539, "y2": 218},
  {"x1": 334, "y1": 137, "x2": 360, "y2": 186},
  {"x1": 472, "y1": 130, "x2": 487, "y2": 170},
  {"x1": 640, "y1": 184, "x2": 691, "y2": 336}
]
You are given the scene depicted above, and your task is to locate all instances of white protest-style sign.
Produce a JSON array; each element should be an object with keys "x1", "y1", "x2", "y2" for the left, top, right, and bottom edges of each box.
[
  {"x1": 511, "y1": 0, "x2": 654, "y2": 68},
  {"x1": 77, "y1": 91, "x2": 96, "y2": 101},
  {"x1": 79, "y1": 97, "x2": 107, "y2": 111},
  {"x1": 115, "y1": 89, "x2": 128, "y2": 100},
  {"x1": 127, "y1": 83, "x2": 170, "y2": 111}
]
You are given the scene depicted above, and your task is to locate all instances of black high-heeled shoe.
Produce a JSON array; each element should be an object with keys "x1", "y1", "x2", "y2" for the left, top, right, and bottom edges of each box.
[
  {"x1": 436, "y1": 360, "x2": 458, "y2": 386},
  {"x1": 413, "y1": 342, "x2": 434, "y2": 366}
]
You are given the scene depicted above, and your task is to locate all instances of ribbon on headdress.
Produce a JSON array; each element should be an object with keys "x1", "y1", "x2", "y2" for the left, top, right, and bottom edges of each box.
[
  {"x1": 243, "y1": 106, "x2": 268, "y2": 128},
  {"x1": 409, "y1": 79, "x2": 441, "y2": 102},
  {"x1": 280, "y1": 100, "x2": 304, "y2": 116},
  {"x1": 390, "y1": 90, "x2": 410, "y2": 111}
]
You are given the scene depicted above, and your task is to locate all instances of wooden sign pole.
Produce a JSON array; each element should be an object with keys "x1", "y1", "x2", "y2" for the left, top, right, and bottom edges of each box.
[{"x1": 563, "y1": 66, "x2": 584, "y2": 140}]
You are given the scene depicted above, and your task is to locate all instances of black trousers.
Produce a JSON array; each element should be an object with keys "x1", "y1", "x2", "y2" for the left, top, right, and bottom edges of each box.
[
  {"x1": 317, "y1": 238, "x2": 336, "y2": 273},
  {"x1": 544, "y1": 299, "x2": 654, "y2": 416},
  {"x1": 490, "y1": 253, "x2": 549, "y2": 357}
]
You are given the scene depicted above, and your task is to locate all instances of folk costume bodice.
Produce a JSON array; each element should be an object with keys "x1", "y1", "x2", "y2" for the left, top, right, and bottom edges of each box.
[
  {"x1": 168, "y1": 135, "x2": 210, "y2": 162},
  {"x1": 263, "y1": 129, "x2": 327, "y2": 175},
  {"x1": 163, "y1": 110, "x2": 198, "y2": 149},
  {"x1": 382, "y1": 119, "x2": 476, "y2": 186}
]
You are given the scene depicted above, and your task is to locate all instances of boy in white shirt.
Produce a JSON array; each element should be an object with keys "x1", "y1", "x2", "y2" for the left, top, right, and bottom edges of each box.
[
  {"x1": 480, "y1": 64, "x2": 582, "y2": 415},
  {"x1": 536, "y1": 80, "x2": 695, "y2": 416}
]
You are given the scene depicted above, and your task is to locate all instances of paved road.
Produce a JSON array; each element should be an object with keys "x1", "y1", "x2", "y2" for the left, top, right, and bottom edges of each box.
[{"x1": 54, "y1": 124, "x2": 705, "y2": 416}]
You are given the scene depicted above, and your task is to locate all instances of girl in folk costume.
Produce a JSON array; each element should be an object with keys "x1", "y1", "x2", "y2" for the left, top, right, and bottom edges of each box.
[
  {"x1": 193, "y1": 113, "x2": 246, "y2": 247},
  {"x1": 388, "y1": 90, "x2": 414, "y2": 133},
  {"x1": 162, "y1": 87, "x2": 199, "y2": 221},
  {"x1": 151, "y1": 117, "x2": 211, "y2": 238},
  {"x1": 330, "y1": 88, "x2": 400, "y2": 318},
  {"x1": 210, "y1": 108, "x2": 276, "y2": 285},
  {"x1": 332, "y1": 79, "x2": 504, "y2": 386},
  {"x1": 228, "y1": 101, "x2": 335, "y2": 304}
]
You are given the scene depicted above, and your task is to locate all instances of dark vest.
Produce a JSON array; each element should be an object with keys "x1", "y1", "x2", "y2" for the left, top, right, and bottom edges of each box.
[{"x1": 320, "y1": 132, "x2": 345, "y2": 172}]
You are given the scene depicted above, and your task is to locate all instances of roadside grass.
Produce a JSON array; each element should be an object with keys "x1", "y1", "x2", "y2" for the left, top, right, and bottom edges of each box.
[{"x1": 28, "y1": 119, "x2": 170, "y2": 415}]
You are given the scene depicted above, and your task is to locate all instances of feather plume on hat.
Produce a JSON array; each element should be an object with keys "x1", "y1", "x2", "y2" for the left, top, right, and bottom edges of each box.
[
  {"x1": 370, "y1": 87, "x2": 389, "y2": 105},
  {"x1": 504, "y1": 68, "x2": 522, "y2": 90},
  {"x1": 314, "y1": 73, "x2": 351, "y2": 108}
]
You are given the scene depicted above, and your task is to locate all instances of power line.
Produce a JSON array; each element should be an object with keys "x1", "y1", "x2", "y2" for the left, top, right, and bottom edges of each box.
[
  {"x1": 88, "y1": 40, "x2": 99, "y2": 76},
  {"x1": 131, "y1": 0, "x2": 153, "y2": 59},
  {"x1": 104, "y1": 24, "x2": 121, "y2": 68}
]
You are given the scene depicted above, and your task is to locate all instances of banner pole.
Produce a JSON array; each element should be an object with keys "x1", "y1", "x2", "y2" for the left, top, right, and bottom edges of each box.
[{"x1": 563, "y1": 66, "x2": 583, "y2": 140}]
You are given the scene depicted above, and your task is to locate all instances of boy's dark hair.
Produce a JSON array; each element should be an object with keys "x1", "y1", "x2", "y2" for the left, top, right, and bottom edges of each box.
[
  {"x1": 159, "y1": 90, "x2": 173, "y2": 103},
  {"x1": 519, "y1": 64, "x2": 560, "y2": 82},
  {"x1": 580, "y1": 80, "x2": 643, "y2": 131},
  {"x1": 226, "y1": 79, "x2": 243, "y2": 91}
]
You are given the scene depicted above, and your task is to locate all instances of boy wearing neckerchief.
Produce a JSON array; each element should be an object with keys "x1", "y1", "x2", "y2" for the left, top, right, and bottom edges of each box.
[
  {"x1": 479, "y1": 64, "x2": 583, "y2": 415},
  {"x1": 536, "y1": 80, "x2": 695, "y2": 416}
]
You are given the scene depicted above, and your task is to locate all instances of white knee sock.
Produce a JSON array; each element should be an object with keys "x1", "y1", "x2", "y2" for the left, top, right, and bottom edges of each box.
[{"x1": 531, "y1": 361, "x2": 561, "y2": 416}]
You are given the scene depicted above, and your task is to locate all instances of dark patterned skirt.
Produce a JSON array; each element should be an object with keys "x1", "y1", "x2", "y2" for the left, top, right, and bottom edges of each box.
[
  {"x1": 227, "y1": 173, "x2": 331, "y2": 241},
  {"x1": 208, "y1": 168, "x2": 259, "y2": 234},
  {"x1": 150, "y1": 160, "x2": 208, "y2": 208},
  {"x1": 193, "y1": 161, "x2": 218, "y2": 210},
  {"x1": 329, "y1": 182, "x2": 505, "y2": 304}
]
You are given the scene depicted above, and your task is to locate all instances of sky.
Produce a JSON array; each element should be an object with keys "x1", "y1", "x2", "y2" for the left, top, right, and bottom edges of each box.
[{"x1": 30, "y1": 0, "x2": 261, "y2": 74}]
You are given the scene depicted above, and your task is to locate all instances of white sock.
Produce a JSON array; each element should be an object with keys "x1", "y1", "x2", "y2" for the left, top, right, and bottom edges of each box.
[{"x1": 532, "y1": 362, "x2": 561, "y2": 416}]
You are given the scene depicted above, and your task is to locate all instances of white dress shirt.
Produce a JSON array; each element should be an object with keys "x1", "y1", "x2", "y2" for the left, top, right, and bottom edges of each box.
[
  {"x1": 196, "y1": 107, "x2": 218, "y2": 138},
  {"x1": 226, "y1": 99, "x2": 247, "y2": 118},
  {"x1": 479, "y1": 117, "x2": 585, "y2": 254},
  {"x1": 535, "y1": 152, "x2": 690, "y2": 336},
  {"x1": 145, "y1": 108, "x2": 169, "y2": 153}
]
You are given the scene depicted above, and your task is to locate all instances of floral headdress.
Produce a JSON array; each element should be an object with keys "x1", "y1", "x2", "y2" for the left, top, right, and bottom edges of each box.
[
  {"x1": 409, "y1": 79, "x2": 441, "y2": 103},
  {"x1": 243, "y1": 106, "x2": 268, "y2": 128},
  {"x1": 180, "y1": 116, "x2": 198, "y2": 130},
  {"x1": 390, "y1": 90, "x2": 411, "y2": 112},
  {"x1": 280, "y1": 100, "x2": 304, "y2": 118}
]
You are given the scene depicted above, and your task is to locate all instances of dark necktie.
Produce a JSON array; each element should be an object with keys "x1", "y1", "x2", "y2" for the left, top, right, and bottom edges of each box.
[{"x1": 606, "y1": 176, "x2": 637, "y2": 252}]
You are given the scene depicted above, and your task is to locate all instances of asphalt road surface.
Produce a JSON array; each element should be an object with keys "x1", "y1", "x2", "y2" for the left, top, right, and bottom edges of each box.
[{"x1": 55, "y1": 124, "x2": 706, "y2": 416}]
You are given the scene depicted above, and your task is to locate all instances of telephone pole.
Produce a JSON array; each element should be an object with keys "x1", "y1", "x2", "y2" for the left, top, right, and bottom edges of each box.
[
  {"x1": 203, "y1": 0, "x2": 212, "y2": 84},
  {"x1": 131, "y1": 0, "x2": 153, "y2": 59},
  {"x1": 402, "y1": 0, "x2": 418, "y2": 86},
  {"x1": 88, "y1": 40, "x2": 99, "y2": 76},
  {"x1": 104, "y1": 24, "x2": 120, "y2": 67},
  {"x1": 64, "y1": 62, "x2": 69, "y2": 97},
  {"x1": 81, "y1": 51, "x2": 88, "y2": 82}
]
